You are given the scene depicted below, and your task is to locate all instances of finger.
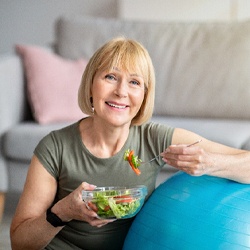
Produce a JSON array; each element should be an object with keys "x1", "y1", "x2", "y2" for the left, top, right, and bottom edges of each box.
[
  {"x1": 83, "y1": 201, "x2": 99, "y2": 218},
  {"x1": 163, "y1": 145, "x2": 201, "y2": 156},
  {"x1": 83, "y1": 212, "x2": 99, "y2": 224},
  {"x1": 85, "y1": 208, "x2": 98, "y2": 218},
  {"x1": 91, "y1": 218, "x2": 116, "y2": 227},
  {"x1": 81, "y1": 182, "x2": 97, "y2": 191},
  {"x1": 164, "y1": 154, "x2": 195, "y2": 163},
  {"x1": 163, "y1": 153, "x2": 200, "y2": 169},
  {"x1": 182, "y1": 163, "x2": 206, "y2": 176},
  {"x1": 96, "y1": 220, "x2": 114, "y2": 228},
  {"x1": 87, "y1": 202, "x2": 98, "y2": 212},
  {"x1": 163, "y1": 156, "x2": 202, "y2": 173}
]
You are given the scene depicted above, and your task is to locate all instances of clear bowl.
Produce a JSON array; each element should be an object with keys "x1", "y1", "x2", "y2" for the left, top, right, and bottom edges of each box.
[{"x1": 82, "y1": 185, "x2": 148, "y2": 219}]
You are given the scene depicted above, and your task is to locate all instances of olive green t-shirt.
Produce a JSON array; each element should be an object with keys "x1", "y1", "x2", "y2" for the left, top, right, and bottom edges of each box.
[{"x1": 34, "y1": 120, "x2": 174, "y2": 250}]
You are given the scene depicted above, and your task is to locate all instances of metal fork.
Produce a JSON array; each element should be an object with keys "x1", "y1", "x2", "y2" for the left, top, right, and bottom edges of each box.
[{"x1": 140, "y1": 139, "x2": 202, "y2": 165}]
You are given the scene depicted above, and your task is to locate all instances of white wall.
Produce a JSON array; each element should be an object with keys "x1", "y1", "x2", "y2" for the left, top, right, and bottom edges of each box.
[
  {"x1": 0, "y1": 0, "x2": 117, "y2": 54},
  {"x1": 237, "y1": 0, "x2": 250, "y2": 19},
  {"x1": 1, "y1": 0, "x2": 250, "y2": 54},
  {"x1": 118, "y1": 0, "x2": 250, "y2": 21}
]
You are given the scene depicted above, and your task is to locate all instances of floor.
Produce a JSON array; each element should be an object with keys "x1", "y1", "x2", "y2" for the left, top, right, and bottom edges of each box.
[{"x1": 0, "y1": 192, "x2": 20, "y2": 250}]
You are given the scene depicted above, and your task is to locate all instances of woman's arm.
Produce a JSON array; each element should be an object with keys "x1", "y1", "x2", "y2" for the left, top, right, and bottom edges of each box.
[
  {"x1": 10, "y1": 156, "x2": 62, "y2": 249},
  {"x1": 10, "y1": 156, "x2": 110, "y2": 250},
  {"x1": 162, "y1": 128, "x2": 250, "y2": 184}
]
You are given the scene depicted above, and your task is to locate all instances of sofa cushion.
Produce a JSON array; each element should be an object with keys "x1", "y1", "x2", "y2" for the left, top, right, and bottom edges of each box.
[
  {"x1": 4, "y1": 118, "x2": 250, "y2": 163},
  {"x1": 16, "y1": 44, "x2": 88, "y2": 124},
  {"x1": 55, "y1": 15, "x2": 250, "y2": 120},
  {"x1": 151, "y1": 116, "x2": 250, "y2": 150},
  {"x1": 3, "y1": 122, "x2": 71, "y2": 161}
]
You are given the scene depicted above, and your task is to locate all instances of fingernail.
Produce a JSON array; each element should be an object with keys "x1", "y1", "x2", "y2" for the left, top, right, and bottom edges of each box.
[{"x1": 164, "y1": 148, "x2": 170, "y2": 153}]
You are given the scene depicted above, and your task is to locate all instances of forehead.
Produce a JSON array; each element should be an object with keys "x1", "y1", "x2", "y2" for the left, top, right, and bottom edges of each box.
[
  {"x1": 111, "y1": 66, "x2": 143, "y2": 78},
  {"x1": 96, "y1": 44, "x2": 150, "y2": 84},
  {"x1": 105, "y1": 59, "x2": 147, "y2": 79}
]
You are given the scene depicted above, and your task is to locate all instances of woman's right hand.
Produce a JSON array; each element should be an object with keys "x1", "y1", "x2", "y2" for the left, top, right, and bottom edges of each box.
[
  {"x1": 11, "y1": 157, "x2": 115, "y2": 250},
  {"x1": 51, "y1": 182, "x2": 115, "y2": 227}
]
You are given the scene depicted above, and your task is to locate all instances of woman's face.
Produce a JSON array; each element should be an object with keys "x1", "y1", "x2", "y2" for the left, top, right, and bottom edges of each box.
[{"x1": 91, "y1": 67, "x2": 145, "y2": 127}]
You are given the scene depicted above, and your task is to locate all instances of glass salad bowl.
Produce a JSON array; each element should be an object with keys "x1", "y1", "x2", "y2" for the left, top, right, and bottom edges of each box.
[{"x1": 82, "y1": 185, "x2": 148, "y2": 219}]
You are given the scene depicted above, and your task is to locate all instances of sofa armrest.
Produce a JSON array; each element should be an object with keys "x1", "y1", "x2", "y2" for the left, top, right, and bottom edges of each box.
[
  {"x1": 0, "y1": 54, "x2": 30, "y2": 132},
  {"x1": 0, "y1": 54, "x2": 29, "y2": 192}
]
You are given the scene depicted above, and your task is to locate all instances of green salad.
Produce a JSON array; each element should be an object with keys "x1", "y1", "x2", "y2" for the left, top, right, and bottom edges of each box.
[{"x1": 91, "y1": 190, "x2": 141, "y2": 219}]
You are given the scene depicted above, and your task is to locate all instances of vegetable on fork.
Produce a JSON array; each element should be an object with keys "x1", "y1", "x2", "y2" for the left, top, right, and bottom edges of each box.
[
  {"x1": 123, "y1": 149, "x2": 142, "y2": 175},
  {"x1": 123, "y1": 140, "x2": 202, "y2": 176}
]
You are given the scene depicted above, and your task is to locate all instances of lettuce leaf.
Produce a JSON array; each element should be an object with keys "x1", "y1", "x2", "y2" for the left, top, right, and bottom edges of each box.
[
  {"x1": 92, "y1": 191, "x2": 141, "y2": 219},
  {"x1": 108, "y1": 197, "x2": 140, "y2": 219}
]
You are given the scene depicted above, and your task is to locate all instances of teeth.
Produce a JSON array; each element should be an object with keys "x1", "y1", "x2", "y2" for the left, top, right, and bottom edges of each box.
[{"x1": 107, "y1": 102, "x2": 126, "y2": 109}]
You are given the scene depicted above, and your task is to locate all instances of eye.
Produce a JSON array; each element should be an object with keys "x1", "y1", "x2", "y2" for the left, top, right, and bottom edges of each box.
[
  {"x1": 130, "y1": 80, "x2": 140, "y2": 86},
  {"x1": 130, "y1": 79, "x2": 144, "y2": 90},
  {"x1": 105, "y1": 74, "x2": 116, "y2": 81}
]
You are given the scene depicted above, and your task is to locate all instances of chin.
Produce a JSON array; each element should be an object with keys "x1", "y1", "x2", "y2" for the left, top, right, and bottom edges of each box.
[{"x1": 108, "y1": 119, "x2": 131, "y2": 128}]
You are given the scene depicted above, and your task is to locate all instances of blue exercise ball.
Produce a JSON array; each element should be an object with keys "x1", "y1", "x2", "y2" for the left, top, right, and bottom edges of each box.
[{"x1": 123, "y1": 172, "x2": 250, "y2": 250}]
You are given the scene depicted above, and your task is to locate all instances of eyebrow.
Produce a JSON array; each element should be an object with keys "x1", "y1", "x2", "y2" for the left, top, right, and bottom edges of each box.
[{"x1": 112, "y1": 67, "x2": 143, "y2": 79}]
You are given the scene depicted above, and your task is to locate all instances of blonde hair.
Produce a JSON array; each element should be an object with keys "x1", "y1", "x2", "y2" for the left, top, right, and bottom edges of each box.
[{"x1": 78, "y1": 37, "x2": 155, "y2": 125}]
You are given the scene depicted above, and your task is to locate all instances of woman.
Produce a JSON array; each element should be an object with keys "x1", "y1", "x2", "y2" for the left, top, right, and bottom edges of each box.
[{"x1": 10, "y1": 37, "x2": 250, "y2": 250}]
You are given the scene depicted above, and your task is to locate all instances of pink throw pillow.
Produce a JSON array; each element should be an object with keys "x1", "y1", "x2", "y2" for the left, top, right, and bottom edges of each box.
[{"x1": 16, "y1": 44, "x2": 88, "y2": 124}]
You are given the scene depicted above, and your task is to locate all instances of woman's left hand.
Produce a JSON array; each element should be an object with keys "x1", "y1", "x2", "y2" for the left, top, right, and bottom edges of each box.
[
  {"x1": 164, "y1": 128, "x2": 250, "y2": 183},
  {"x1": 161, "y1": 143, "x2": 212, "y2": 176}
]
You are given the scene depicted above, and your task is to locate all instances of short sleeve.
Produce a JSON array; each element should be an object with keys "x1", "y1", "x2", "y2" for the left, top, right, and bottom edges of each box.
[
  {"x1": 143, "y1": 122, "x2": 174, "y2": 152},
  {"x1": 34, "y1": 132, "x2": 60, "y2": 179}
]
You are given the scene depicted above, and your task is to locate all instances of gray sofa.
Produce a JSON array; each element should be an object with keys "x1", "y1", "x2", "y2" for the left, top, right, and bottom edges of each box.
[{"x1": 1, "y1": 15, "x2": 250, "y2": 198}]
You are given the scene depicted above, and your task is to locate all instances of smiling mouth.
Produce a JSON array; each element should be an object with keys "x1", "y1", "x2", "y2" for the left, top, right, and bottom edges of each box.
[{"x1": 106, "y1": 102, "x2": 127, "y2": 109}]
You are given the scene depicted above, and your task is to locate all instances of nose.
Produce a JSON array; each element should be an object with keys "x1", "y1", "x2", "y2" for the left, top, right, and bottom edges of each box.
[{"x1": 114, "y1": 79, "x2": 128, "y2": 98}]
